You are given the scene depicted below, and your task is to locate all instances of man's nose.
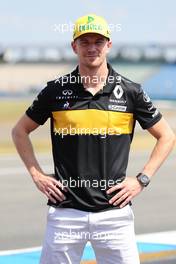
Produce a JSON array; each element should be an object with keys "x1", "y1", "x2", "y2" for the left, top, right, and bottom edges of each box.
[{"x1": 87, "y1": 44, "x2": 97, "y2": 51}]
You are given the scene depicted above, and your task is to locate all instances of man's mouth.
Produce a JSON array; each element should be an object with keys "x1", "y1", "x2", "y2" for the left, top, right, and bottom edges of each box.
[{"x1": 86, "y1": 55, "x2": 98, "y2": 58}]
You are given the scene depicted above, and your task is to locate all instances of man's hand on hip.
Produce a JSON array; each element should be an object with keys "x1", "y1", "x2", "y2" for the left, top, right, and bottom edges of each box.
[
  {"x1": 33, "y1": 173, "x2": 68, "y2": 204},
  {"x1": 106, "y1": 177, "x2": 143, "y2": 208}
]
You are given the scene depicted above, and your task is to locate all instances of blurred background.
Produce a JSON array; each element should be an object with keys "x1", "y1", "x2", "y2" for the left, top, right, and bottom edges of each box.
[{"x1": 0, "y1": 1, "x2": 176, "y2": 263}]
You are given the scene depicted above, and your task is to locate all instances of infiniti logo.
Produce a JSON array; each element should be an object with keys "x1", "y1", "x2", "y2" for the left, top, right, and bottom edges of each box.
[{"x1": 62, "y1": 89, "x2": 73, "y2": 95}]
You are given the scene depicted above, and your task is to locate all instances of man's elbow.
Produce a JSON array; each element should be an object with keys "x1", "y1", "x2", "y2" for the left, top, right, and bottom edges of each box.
[
  {"x1": 163, "y1": 130, "x2": 176, "y2": 149},
  {"x1": 11, "y1": 124, "x2": 21, "y2": 143},
  {"x1": 11, "y1": 123, "x2": 27, "y2": 143}
]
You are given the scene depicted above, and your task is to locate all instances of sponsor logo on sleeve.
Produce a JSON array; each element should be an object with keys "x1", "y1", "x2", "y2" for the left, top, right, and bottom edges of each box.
[
  {"x1": 152, "y1": 109, "x2": 159, "y2": 118},
  {"x1": 143, "y1": 91, "x2": 151, "y2": 103}
]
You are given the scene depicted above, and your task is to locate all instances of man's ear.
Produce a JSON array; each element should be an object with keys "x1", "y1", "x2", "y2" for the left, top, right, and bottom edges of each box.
[
  {"x1": 71, "y1": 41, "x2": 77, "y2": 54},
  {"x1": 106, "y1": 40, "x2": 112, "y2": 54},
  {"x1": 107, "y1": 40, "x2": 112, "y2": 49}
]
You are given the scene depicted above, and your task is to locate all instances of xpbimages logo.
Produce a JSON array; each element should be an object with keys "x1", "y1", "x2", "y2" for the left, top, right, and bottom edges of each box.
[
  {"x1": 54, "y1": 73, "x2": 121, "y2": 86},
  {"x1": 52, "y1": 21, "x2": 122, "y2": 33},
  {"x1": 54, "y1": 229, "x2": 119, "y2": 242},
  {"x1": 54, "y1": 125, "x2": 122, "y2": 138},
  {"x1": 58, "y1": 178, "x2": 122, "y2": 191}
]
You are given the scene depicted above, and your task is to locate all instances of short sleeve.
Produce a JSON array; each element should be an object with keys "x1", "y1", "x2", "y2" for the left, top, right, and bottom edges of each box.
[
  {"x1": 26, "y1": 86, "x2": 50, "y2": 125},
  {"x1": 134, "y1": 86, "x2": 162, "y2": 129}
]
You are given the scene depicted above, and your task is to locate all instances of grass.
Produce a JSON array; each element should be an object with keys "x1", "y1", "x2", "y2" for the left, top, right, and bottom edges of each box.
[
  {"x1": 0, "y1": 99, "x2": 31, "y2": 122},
  {"x1": 0, "y1": 139, "x2": 51, "y2": 154},
  {"x1": 0, "y1": 99, "x2": 52, "y2": 154}
]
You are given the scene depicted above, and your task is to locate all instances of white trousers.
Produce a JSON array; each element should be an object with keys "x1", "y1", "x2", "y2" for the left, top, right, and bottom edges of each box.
[{"x1": 40, "y1": 205, "x2": 140, "y2": 264}]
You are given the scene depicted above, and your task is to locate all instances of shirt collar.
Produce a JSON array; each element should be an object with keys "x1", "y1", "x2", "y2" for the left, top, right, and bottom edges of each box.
[{"x1": 70, "y1": 63, "x2": 119, "y2": 94}]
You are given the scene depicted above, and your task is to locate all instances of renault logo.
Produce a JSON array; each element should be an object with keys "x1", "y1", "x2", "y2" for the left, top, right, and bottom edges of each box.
[{"x1": 113, "y1": 85, "x2": 123, "y2": 99}]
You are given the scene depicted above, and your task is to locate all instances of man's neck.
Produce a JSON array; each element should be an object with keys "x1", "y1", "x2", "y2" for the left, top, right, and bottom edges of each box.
[{"x1": 78, "y1": 62, "x2": 109, "y2": 91}]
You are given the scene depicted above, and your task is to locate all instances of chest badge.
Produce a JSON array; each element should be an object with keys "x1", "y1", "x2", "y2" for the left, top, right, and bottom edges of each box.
[
  {"x1": 113, "y1": 85, "x2": 123, "y2": 99},
  {"x1": 63, "y1": 101, "x2": 70, "y2": 109}
]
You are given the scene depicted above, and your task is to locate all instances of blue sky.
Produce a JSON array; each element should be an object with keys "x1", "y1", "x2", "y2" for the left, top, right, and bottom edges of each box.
[{"x1": 0, "y1": 0, "x2": 176, "y2": 46}]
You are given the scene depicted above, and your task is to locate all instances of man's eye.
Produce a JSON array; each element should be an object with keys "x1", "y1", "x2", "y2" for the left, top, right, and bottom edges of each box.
[
  {"x1": 96, "y1": 41, "x2": 104, "y2": 45},
  {"x1": 80, "y1": 41, "x2": 88, "y2": 45}
]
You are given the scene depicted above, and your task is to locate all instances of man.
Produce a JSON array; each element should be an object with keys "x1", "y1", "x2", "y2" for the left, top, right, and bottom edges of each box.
[{"x1": 12, "y1": 14, "x2": 175, "y2": 264}]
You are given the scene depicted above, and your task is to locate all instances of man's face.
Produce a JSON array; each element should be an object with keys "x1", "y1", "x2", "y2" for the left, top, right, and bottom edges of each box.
[{"x1": 72, "y1": 33, "x2": 112, "y2": 68}]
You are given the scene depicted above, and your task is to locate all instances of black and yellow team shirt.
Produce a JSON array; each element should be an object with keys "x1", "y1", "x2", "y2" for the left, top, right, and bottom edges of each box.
[{"x1": 26, "y1": 64, "x2": 162, "y2": 212}]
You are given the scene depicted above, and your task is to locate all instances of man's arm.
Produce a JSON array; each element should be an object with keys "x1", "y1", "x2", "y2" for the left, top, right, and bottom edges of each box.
[
  {"x1": 12, "y1": 114, "x2": 67, "y2": 203},
  {"x1": 106, "y1": 117, "x2": 175, "y2": 208},
  {"x1": 141, "y1": 117, "x2": 175, "y2": 176}
]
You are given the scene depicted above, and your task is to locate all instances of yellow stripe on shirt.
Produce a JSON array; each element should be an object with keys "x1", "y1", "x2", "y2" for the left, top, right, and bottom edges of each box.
[{"x1": 52, "y1": 109, "x2": 134, "y2": 136}]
